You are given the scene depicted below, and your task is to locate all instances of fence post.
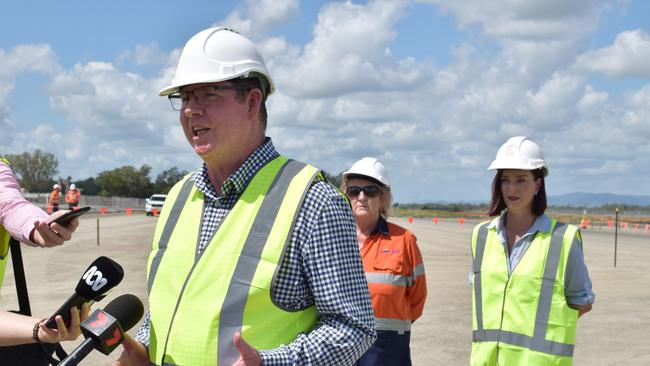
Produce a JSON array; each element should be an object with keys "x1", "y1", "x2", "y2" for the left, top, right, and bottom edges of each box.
[{"x1": 614, "y1": 208, "x2": 619, "y2": 268}]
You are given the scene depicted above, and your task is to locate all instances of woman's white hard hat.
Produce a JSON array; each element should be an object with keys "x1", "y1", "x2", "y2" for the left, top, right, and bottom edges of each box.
[
  {"x1": 488, "y1": 136, "x2": 548, "y2": 176},
  {"x1": 159, "y1": 27, "x2": 275, "y2": 97},
  {"x1": 343, "y1": 157, "x2": 390, "y2": 188}
]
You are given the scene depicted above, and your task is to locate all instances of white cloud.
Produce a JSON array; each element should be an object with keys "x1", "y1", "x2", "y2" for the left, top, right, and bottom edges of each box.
[
  {"x1": 0, "y1": 44, "x2": 61, "y2": 78},
  {"x1": 422, "y1": 0, "x2": 610, "y2": 40},
  {"x1": 273, "y1": 0, "x2": 434, "y2": 98},
  {"x1": 578, "y1": 85, "x2": 609, "y2": 113},
  {"x1": 0, "y1": 44, "x2": 62, "y2": 144},
  {"x1": 117, "y1": 42, "x2": 167, "y2": 66},
  {"x1": 576, "y1": 29, "x2": 650, "y2": 77},
  {"x1": 217, "y1": 0, "x2": 299, "y2": 39},
  {"x1": 4, "y1": 1, "x2": 650, "y2": 200}
]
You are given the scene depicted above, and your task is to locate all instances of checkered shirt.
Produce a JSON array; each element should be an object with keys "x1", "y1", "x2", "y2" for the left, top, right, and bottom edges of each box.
[{"x1": 135, "y1": 138, "x2": 375, "y2": 365}]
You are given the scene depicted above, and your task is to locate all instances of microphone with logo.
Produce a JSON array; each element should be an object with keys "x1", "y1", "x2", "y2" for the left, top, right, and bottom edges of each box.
[
  {"x1": 58, "y1": 294, "x2": 144, "y2": 366},
  {"x1": 45, "y1": 256, "x2": 124, "y2": 329}
]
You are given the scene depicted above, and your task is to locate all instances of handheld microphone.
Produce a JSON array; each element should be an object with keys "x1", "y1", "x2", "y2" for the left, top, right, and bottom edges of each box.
[
  {"x1": 58, "y1": 294, "x2": 144, "y2": 366},
  {"x1": 46, "y1": 256, "x2": 124, "y2": 329}
]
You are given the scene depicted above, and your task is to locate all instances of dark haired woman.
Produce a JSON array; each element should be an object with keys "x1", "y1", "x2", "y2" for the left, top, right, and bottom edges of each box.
[
  {"x1": 470, "y1": 136, "x2": 594, "y2": 366},
  {"x1": 341, "y1": 157, "x2": 427, "y2": 366}
]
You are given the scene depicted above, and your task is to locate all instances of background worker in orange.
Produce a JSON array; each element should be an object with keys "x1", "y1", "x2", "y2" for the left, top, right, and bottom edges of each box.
[
  {"x1": 341, "y1": 157, "x2": 427, "y2": 366},
  {"x1": 65, "y1": 184, "x2": 80, "y2": 210},
  {"x1": 48, "y1": 184, "x2": 61, "y2": 213}
]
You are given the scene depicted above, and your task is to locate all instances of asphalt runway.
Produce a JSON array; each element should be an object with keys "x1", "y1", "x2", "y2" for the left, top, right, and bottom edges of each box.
[{"x1": 1, "y1": 214, "x2": 648, "y2": 365}]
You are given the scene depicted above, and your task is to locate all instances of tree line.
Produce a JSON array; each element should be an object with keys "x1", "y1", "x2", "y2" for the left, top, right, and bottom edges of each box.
[{"x1": 6, "y1": 150, "x2": 188, "y2": 198}]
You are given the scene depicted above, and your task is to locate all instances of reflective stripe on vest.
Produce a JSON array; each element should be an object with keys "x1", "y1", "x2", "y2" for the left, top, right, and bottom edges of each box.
[
  {"x1": 472, "y1": 220, "x2": 575, "y2": 359},
  {"x1": 147, "y1": 157, "x2": 320, "y2": 366},
  {"x1": 364, "y1": 262, "x2": 424, "y2": 332},
  {"x1": 365, "y1": 262, "x2": 425, "y2": 287},
  {"x1": 374, "y1": 317, "x2": 412, "y2": 332}
]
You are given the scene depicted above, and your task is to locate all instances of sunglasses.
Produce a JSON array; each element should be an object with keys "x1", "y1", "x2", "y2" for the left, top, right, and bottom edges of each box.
[{"x1": 346, "y1": 185, "x2": 381, "y2": 198}]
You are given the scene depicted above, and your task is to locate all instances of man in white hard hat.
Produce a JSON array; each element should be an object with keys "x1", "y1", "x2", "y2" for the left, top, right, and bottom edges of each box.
[{"x1": 115, "y1": 27, "x2": 375, "y2": 366}]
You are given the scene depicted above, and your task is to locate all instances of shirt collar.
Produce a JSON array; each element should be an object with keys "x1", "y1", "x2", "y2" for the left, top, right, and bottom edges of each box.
[
  {"x1": 488, "y1": 212, "x2": 552, "y2": 235},
  {"x1": 191, "y1": 137, "x2": 279, "y2": 200},
  {"x1": 373, "y1": 216, "x2": 390, "y2": 236}
]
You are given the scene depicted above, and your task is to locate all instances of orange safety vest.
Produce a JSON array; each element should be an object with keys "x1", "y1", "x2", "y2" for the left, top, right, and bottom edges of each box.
[
  {"x1": 65, "y1": 190, "x2": 80, "y2": 204},
  {"x1": 361, "y1": 218, "x2": 427, "y2": 332},
  {"x1": 50, "y1": 190, "x2": 60, "y2": 205}
]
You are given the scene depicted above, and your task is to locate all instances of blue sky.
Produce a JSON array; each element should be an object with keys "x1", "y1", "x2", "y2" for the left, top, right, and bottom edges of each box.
[{"x1": 1, "y1": 0, "x2": 649, "y2": 203}]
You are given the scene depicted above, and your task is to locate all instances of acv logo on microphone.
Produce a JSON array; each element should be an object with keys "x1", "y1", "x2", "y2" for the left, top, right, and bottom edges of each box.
[{"x1": 82, "y1": 266, "x2": 108, "y2": 291}]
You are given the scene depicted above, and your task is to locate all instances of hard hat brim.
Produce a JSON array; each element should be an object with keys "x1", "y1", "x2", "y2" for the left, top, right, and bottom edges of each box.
[{"x1": 158, "y1": 74, "x2": 276, "y2": 97}]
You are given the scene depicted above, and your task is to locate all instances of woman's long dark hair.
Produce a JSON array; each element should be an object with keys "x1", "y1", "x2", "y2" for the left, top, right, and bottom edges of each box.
[{"x1": 487, "y1": 169, "x2": 547, "y2": 217}]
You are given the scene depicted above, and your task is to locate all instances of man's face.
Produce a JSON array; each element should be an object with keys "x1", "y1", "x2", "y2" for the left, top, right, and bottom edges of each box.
[{"x1": 178, "y1": 82, "x2": 257, "y2": 162}]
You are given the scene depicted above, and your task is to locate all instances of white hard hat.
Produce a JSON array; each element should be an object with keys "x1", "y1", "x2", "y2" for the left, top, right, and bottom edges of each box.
[
  {"x1": 343, "y1": 157, "x2": 390, "y2": 188},
  {"x1": 488, "y1": 136, "x2": 548, "y2": 176},
  {"x1": 53, "y1": 184, "x2": 61, "y2": 189},
  {"x1": 70, "y1": 184, "x2": 76, "y2": 190},
  {"x1": 159, "y1": 27, "x2": 275, "y2": 97}
]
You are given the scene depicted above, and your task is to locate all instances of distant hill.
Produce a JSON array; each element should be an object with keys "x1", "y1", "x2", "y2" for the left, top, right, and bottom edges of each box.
[{"x1": 548, "y1": 192, "x2": 650, "y2": 207}]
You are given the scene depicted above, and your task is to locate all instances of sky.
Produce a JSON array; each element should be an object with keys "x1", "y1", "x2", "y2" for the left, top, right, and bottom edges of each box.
[{"x1": 1, "y1": 0, "x2": 649, "y2": 203}]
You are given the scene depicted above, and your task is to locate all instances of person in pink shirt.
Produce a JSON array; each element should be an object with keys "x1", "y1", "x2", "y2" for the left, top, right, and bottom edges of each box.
[
  {"x1": 0, "y1": 158, "x2": 87, "y2": 363},
  {"x1": 0, "y1": 161, "x2": 78, "y2": 247}
]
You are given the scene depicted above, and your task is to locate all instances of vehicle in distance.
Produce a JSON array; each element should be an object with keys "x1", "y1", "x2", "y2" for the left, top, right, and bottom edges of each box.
[{"x1": 145, "y1": 194, "x2": 167, "y2": 216}]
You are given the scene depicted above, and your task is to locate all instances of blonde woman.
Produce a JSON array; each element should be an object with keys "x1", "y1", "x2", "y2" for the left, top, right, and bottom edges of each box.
[{"x1": 342, "y1": 157, "x2": 427, "y2": 366}]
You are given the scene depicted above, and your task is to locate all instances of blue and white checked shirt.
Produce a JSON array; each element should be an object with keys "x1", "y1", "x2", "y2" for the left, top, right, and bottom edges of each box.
[{"x1": 135, "y1": 138, "x2": 376, "y2": 365}]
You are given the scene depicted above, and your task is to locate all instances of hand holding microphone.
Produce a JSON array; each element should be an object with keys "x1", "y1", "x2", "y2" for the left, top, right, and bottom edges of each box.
[
  {"x1": 46, "y1": 256, "x2": 124, "y2": 329},
  {"x1": 59, "y1": 294, "x2": 144, "y2": 366}
]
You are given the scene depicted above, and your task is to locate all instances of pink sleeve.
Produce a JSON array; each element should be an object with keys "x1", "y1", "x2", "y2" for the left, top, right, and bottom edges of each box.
[{"x1": 0, "y1": 163, "x2": 48, "y2": 245}]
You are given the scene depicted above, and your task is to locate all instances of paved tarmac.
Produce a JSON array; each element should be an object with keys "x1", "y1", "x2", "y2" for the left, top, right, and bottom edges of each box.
[{"x1": 1, "y1": 214, "x2": 649, "y2": 365}]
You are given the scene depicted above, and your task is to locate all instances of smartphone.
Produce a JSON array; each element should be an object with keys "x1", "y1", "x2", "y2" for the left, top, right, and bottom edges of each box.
[{"x1": 50, "y1": 206, "x2": 91, "y2": 225}]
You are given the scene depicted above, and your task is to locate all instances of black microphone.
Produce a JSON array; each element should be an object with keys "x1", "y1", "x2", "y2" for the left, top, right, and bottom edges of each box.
[
  {"x1": 58, "y1": 294, "x2": 144, "y2": 366},
  {"x1": 46, "y1": 256, "x2": 124, "y2": 329}
]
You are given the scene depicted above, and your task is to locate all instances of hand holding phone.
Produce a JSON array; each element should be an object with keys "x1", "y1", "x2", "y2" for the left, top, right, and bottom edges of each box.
[{"x1": 49, "y1": 206, "x2": 91, "y2": 226}]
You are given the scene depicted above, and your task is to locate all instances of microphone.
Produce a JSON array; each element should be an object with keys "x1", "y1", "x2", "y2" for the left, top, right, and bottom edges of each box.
[
  {"x1": 58, "y1": 294, "x2": 144, "y2": 366},
  {"x1": 46, "y1": 256, "x2": 124, "y2": 329}
]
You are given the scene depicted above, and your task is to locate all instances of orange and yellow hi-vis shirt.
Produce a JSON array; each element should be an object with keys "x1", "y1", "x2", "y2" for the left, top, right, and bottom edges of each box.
[
  {"x1": 65, "y1": 190, "x2": 80, "y2": 205},
  {"x1": 360, "y1": 217, "x2": 427, "y2": 332}
]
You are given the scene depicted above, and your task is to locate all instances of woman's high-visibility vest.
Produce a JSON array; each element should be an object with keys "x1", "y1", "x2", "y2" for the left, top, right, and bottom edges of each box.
[
  {"x1": 471, "y1": 218, "x2": 580, "y2": 366},
  {"x1": 147, "y1": 157, "x2": 321, "y2": 366},
  {"x1": 0, "y1": 157, "x2": 12, "y2": 292}
]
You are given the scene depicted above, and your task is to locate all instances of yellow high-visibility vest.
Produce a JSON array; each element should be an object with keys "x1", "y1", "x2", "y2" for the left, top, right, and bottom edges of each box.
[
  {"x1": 471, "y1": 218, "x2": 579, "y2": 366},
  {"x1": 0, "y1": 157, "x2": 12, "y2": 292},
  {"x1": 147, "y1": 156, "x2": 321, "y2": 365}
]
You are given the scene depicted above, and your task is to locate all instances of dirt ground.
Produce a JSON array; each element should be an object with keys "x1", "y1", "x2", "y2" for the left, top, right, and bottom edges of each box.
[{"x1": 1, "y1": 214, "x2": 649, "y2": 365}]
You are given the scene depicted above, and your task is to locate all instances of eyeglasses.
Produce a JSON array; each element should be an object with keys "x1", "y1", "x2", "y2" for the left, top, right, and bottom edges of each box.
[
  {"x1": 168, "y1": 85, "x2": 250, "y2": 111},
  {"x1": 346, "y1": 185, "x2": 381, "y2": 198}
]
